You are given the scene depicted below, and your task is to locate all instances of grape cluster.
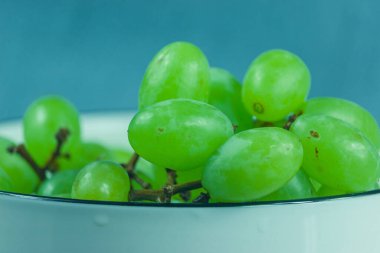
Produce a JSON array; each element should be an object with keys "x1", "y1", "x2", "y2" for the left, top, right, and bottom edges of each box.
[{"x1": 0, "y1": 41, "x2": 379, "y2": 204}]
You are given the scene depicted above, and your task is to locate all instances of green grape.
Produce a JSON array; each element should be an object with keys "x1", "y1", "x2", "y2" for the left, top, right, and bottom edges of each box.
[
  {"x1": 59, "y1": 142, "x2": 112, "y2": 170},
  {"x1": 302, "y1": 97, "x2": 380, "y2": 151},
  {"x1": 290, "y1": 114, "x2": 380, "y2": 192},
  {"x1": 175, "y1": 166, "x2": 205, "y2": 202},
  {"x1": 257, "y1": 170, "x2": 314, "y2": 201},
  {"x1": 316, "y1": 185, "x2": 347, "y2": 198},
  {"x1": 242, "y1": 49, "x2": 311, "y2": 122},
  {"x1": 139, "y1": 41, "x2": 210, "y2": 109},
  {"x1": 37, "y1": 169, "x2": 79, "y2": 197},
  {"x1": 176, "y1": 166, "x2": 203, "y2": 184},
  {"x1": 0, "y1": 167, "x2": 13, "y2": 191},
  {"x1": 208, "y1": 67, "x2": 252, "y2": 132},
  {"x1": 202, "y1": 127, "x2": 303, "y2": 203},
  {"x1": 52, "y1": 193, "x2": 71, "y2": 198},
  {"x1": 109, "y1": 148, "x2": 134, "y2": 164},
  {"x1": 0, "y1": 137, "x2": 39, "y2": 193},
  {"x1": 110, "y1": 148, "x2": 167, "y2": 190},
  {"x1": 72, "y1": 161, "x2": 130, "y2": 201},
  {"x1": 128, "y1": 98, "x2": 234, "y2": 171},
  {"x1": 23, "y1": 95, "x2": 81, "y2": 167}
]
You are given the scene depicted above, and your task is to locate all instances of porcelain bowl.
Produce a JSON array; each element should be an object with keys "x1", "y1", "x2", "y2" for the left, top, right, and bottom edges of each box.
[{"x1": 1, "y1": 112, "x2": 380, "y2": 253}]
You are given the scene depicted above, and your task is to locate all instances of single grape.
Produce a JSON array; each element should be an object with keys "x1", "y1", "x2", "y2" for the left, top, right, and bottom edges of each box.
[
  {"x1": 257, "y1": 170, "x2": 314, "y2": 201},
  {"x1": 0, "y1": 167, "x2": 13, "y2": 191},
  {"x1": 128, "y1": 98, "x2": 234, "y2": 171},
  {"x1": 23, "y1": 95, "x2": 81, "y2": 167},
  {"x1": 0, "y1": 137, "x2": 39, "y2": 193},
  {"x1": 110, "y1": 148, "x2": 167, "y2": 190},
  {"x1": 316, "y1": 185, "x2": 347, "y2": 198},
  {"x1": 302, "y1": 97, "x2": 380, "y2": 151},
  {"x1": 242, "y1": 49, "x2": 311, "y2": 122},
  {"x1": 202, "y1": 127, "x2": 303, "y2": 203},
  {"x1": 71, "y1": 161, "x2": 130, "y2": 201},
  {"x1": 59, "y1": 142, "x2": 112, "y2": 170},
  {"x1": 139, "y1": 41, "x2": 210, "y2": 109},
  {"x1": 209, "y1": 67, "x2": 252, "y2": 132},
  {"x1": 37, "y1": 170, "x2": 79, "y2": 197},
  {"x1": 290, "y1": 114, "x2": 380, "y2": 192}
]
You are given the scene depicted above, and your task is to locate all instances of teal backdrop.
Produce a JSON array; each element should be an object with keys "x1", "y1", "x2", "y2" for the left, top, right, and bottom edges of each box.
[{"x1": 0, "y1": 0, "x2": 379, "y2": 119}]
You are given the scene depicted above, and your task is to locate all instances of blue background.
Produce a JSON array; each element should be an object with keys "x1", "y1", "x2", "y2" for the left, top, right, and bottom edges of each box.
[{"x1": 0, "y1": 0, "x2": 379, "y2": 120}]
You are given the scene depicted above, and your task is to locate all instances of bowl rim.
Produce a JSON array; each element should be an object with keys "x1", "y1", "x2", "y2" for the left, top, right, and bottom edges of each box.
[{"x1": 2, "y1": 188, "x2": 380, "y2": 208}]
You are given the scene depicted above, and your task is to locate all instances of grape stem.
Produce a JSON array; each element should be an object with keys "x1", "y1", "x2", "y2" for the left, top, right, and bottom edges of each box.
[
  {"x1": 164, "y1": 168, "x2": 177, "y2": 202},
  {"x1": 7, "y1": 128, "x2": 70, "y2": 180},
  {"x1": 126, "y1": 152, "x2": 139, "y2": 173},
  {"x1": 122, "y1": 153, "x2": 152, "y2": 190},
  {"x1": 43, "y1": 128, "x2": 70, "y2": 171},
  {"x1": 131, "y1": 175, "x2": 151, "y2": 189},
  {"x1": 7, "y1": 144, "x2": 46, "y2": 181},
  {"x1": 166, "y1": 168, "x2": 190, "y2": 202},
  {"x1": 192, "y1": 192, "x2": 210, "y2": 203},
  {"x1": 283, "y1": 111, "x2": 303, "y2": 130},
  {"x1": 129, "y1": 180, "x2": 203, "y2": 203},
  {"x1": 166, "y1": 168, "x2": 177, "y2": 185}
]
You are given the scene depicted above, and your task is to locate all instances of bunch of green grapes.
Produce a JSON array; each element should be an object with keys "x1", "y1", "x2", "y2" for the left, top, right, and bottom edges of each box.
[{"x1": 1, "y1": 41, "x2": 379, "y2": 204}]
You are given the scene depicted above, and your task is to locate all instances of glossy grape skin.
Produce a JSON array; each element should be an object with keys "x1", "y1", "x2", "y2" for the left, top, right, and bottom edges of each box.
[
  {"x1": 302, "y1": 97, "x2": 380, "y2": 151},
  {"x1": 257, "y1": 170, "x2": 314, "y2": 202},
  {"x1": 139, "y1": 41, "x2": 210, "y2": 109},
  {"x1": 110, "y1": 148, "x2": 167, "y2": 190},
  {"x1": 71, "y1": 161, "x2": 130, "y2": 201},
  {"x1": 23, "y1": 95, "x2": 81, "y2": 167},
  {"x1": 209, "y1": 67, "x2": 252, "y2": 132},
  {"x1": 0, "y1": 167, "x2": 13, "y2": 191},
  {"x1": 242, "y1": 49, "x2": 310, "y2": 122},
  {"x1": 129, "y1": 99, "x2": 234, "y2": 171},
  {"x1": 37, "y1": 170, "x2": 78, "y2": 197},
  {"x1": 0, "y1": 137, "x2": 39, "y2": 193},
  {"x1": 202, "y1": 127, "x2": 303, "y2": 203},
  {"x1": 290, "y1": 114, "x2": 380, "y2": 192}
]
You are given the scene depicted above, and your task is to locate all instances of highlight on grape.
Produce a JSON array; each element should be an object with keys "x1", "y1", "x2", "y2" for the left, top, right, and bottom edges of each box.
[{"x1": 1, "y1": 41, "x2": 379, "y2": 204}]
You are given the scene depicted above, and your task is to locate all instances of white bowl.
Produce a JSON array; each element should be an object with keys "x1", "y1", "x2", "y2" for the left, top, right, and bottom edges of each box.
[{"x1": 1, "y1": 112, "x2": 380, "y2": 253}]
